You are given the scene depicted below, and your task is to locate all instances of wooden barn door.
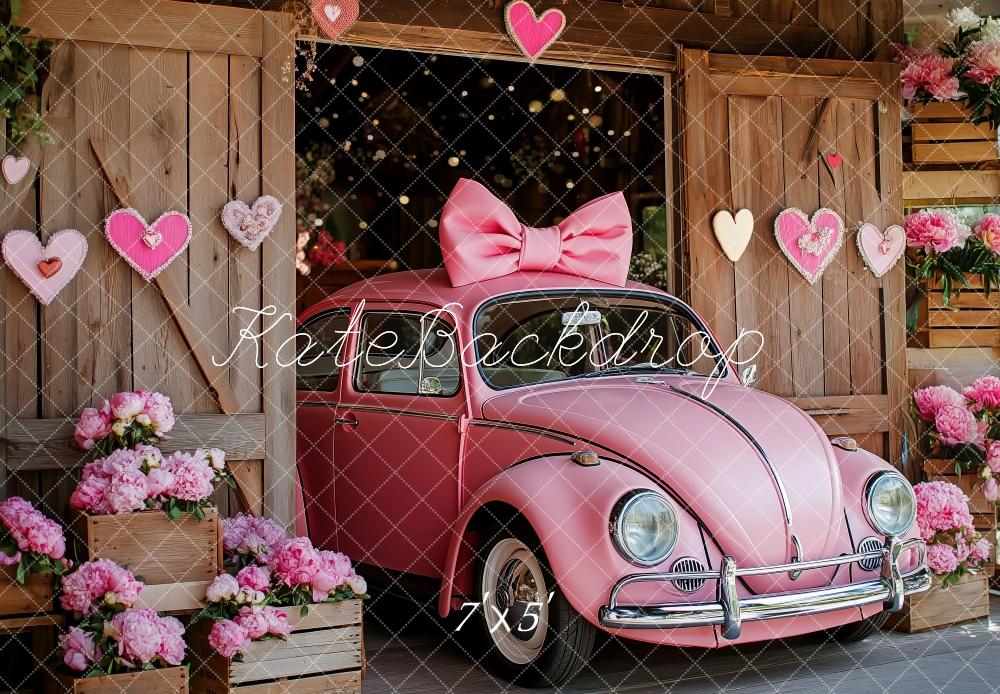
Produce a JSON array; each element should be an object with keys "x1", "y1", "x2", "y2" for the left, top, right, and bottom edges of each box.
[
  {"x1": 679, "y1": 49, "x2": 907, "y2": 469},
  {"x1": 0, "y1": 0, "x2": 296, "y2": 526}
]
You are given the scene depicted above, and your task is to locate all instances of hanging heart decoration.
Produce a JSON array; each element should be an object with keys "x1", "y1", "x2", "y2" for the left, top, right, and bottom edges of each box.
[
  {"x1": 105, "y1": 208, "x2": 192, "y2": 282},
  {"x1": 221, "y1": 195, "x2": 283, "y2": 252},
  {"x1": 712, "y1": 209, "x2": 754, "y2": 262},
  {"x1": 311, "y1": 0, "x2": 360, "y2": 41},
  {"x1": 505, "y1": 0, "x2": 566, "y2": 62},
  {"x1": 1, "y1": 155, "x2": 31, "y2": 185},
  {"x1": 773, "y1": 207, "x2": 845, "y2": 285},
  {"x1": 856, "y1": 222, "x2": 905, "y2": 278},
  {"x1": 2, "y1": 229, "x2": 88, "y2": 305}
]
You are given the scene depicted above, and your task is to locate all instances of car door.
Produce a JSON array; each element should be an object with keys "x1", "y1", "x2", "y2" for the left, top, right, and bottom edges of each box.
[
  {"x1": 295, "y1": 307, "x2": 354, "y2": 551},
  {"x1": 335, "y1": 302, "x2": 464, "y2": 577}
]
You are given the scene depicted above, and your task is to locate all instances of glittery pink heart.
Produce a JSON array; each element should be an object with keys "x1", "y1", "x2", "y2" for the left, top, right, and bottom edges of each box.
[
  {"x1": 311, "y1": 0, "x2": 359, "y2": 41},
  {"x1": 856, "y1": 223, "x2": 904, "y2": 278},
  {"x1": 2, "y1": 229, "x2": 88, "y2": 305},
  {"x1": 105, "y1": 208, "x2": 191, "y2": 282},
  {"x1": 505, "y1": 0, "x2": 566, "y2": 62},
  {"x1": 773, "y1": 208, "x2": 845, "y2": 285}
]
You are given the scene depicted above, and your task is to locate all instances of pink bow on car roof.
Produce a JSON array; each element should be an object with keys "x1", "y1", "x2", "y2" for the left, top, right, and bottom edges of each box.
[{"x1": 439, "y1": 178, "x2": 633, "y2": 287}]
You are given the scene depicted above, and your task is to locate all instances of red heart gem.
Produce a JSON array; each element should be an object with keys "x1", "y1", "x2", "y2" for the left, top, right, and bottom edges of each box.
[
  {"x1": 826, "y1": 152, "x2": 843, "y2": 169},
  {"x1": 37, "y1": 257, "x2": 63, "y2": 278}
]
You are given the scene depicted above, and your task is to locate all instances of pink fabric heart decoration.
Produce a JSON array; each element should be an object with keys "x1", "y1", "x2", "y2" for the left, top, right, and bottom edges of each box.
[
  {"x1": 2, "y1": 229, "x2": 88, "y2": 305},
  {"x1": 105, "y1": 208, "x2": 192, "y2": 282},
  {"x1": 2, "y1": 155, "x2": 31, "y2": 185},
  {"x1": 773, "y1": 207, "x2": 845, "y2": 285},
  {"x1": 311, "y1": 0, "x2": 360, "y2": 41},
  {"x1": 856, "y1": 223, "x2": 904, "y2": 278},
  {"x1": 505, "y1": 0, "x2": 566, "y2": 62},
  {"x1": 221, "y1": 195, "x2": 283, "y2": 252}
]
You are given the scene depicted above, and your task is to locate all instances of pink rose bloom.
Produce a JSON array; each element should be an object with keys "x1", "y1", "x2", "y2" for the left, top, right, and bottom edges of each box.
[
  {"x1": 103, "y1": 467, "x2": 150, "y2": 514},
  {"x1": 934, "y1": 403, "x2": 981, "y2": 446},
  {"x1": 965, "y1": 41, "x2": 1000, "y2": 84},
  {"x1": 59, "y1": 626, "x2": 100, "y2": 672},
  {"x1": 157, "y1": 615, "x2": 186, "y2": 665},
  {"x1": 970, "y1": 537, "x2": 993, "y2": 564},
  {"x1": 110, "y1": 391, "x2": 145, "y2": 421},
  {"x1": 915, "y1": 481, "x2": 976, "y2": 539},
  {"x1": 206, "y1": 573, "x2": 240, "y2": 603},
  {"x1": 963, "y1": 375, "x2": 1000, "y2": 412},
  {"x1": 899, "y1": 52, "x2": 960, "y2": 100},
  {"x1": 73, "y1": 407, "x2": 111, "y2": 450},
  {"x1": 913, "y1": 385, "x2": 965, "y2": 421},
  {"x1": 926, "y1": 543, "x2": 959, "y2": 574},
  {"x1": 904, "y1": 209, "x2": 970, "y2": 254},
  {"x1": 974, "y1": 213, "x2": 1000, "y2": 254},
  {"x1": 236, "y1": 565, "x2": 271, "y2": 592},
  {"x1": 263, "y1": 607, "x2": 291, "y2": 637},
  {"x1": 234, "y1": 606, "x2": 269, "y2": 639},
  {"x1": 209, "y1": 619, "x2": 250, "y2": 659},
  {"x1": 141, "y1": 391, "x2": 175, "y2": 435},
  {"x1": 269, "y1": 537, "x2": 322, "y2": 587},
  {"x1": 161, "y1": 452, "x2": 215, "y2": 502}
]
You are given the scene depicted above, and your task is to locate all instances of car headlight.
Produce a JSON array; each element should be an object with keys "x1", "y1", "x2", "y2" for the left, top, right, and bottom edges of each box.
[
  {"x1": 864, "y1": 471, "x2": 917, "y2": 537},
  {"x1": 610, "y1": 490, "x2": 678, "y2": 566}
]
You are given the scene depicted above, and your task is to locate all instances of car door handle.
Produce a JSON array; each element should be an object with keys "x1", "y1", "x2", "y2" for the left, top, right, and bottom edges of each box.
[{"x1": 335, "y1": 414, "x2": 359, "y2": 428}]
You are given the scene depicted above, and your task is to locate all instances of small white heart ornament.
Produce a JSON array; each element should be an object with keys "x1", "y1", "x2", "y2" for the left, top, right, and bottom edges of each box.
[
  {"x1": 712, "y1": 209, "x2": 754, "y2": 262},
  {"x1": 311, "y1": 0, "x2": 360, "y2": 41},
  {"x1": 2, "y1": 156, "x2": 31, "y2": 185},
  {"x1": 856, "y1": 223, "x2": 905, "y2": 278},
  {"x1": 221, "y1": 195, "x2": 283, "y2": 252}
]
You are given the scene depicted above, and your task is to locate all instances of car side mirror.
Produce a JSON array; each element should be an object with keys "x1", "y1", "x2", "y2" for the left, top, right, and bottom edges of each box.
[{"x1": 740, "y1": 364, "x2": 758, "y2": 388}]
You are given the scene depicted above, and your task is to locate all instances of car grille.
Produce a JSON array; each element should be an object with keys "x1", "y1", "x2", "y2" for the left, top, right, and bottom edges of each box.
[
  {"x1": 671, "y1": 557, "x2": 708, "y2": 593},
  {"x1": 857, "y1": 537, "x2": 883, "y2": 572}
]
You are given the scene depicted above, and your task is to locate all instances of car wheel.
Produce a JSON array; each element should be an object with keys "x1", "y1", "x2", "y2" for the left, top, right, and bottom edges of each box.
[
  {"x1": 474, "y1": 521, "x2": 596, "y2": 687},
  {"x1": 827, "y1": 611, "x2": 890, "y2": 642}
]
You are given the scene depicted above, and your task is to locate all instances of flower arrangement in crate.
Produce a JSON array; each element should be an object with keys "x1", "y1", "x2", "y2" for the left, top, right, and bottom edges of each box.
[
  {"x1": 913, "y1": 377, "x2": 1000, "y2": 511},
  {"x1": 0, "y1": 496, "x2": 70, "y2": 618},
  {"x1": 69, "y1": 390, "x2": 231, "y2": 588},
  {"x1": 55, "y1": 559, "x2": 188, "y2": 689},
  {"x1": 187, "y1": 514, "x2": 367, "y2": 692},
  {"x1": 915, "y1": 481, "x2": 992, "y2": 587}
]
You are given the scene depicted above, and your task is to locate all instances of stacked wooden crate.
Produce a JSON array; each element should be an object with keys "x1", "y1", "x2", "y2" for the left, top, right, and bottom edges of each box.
[
  {"x1": 915, "y1": 275, "x2": 1000, "y2": 349},
  {"x1": 909, "y1": 102, "x2": 998, "y2": 165}
]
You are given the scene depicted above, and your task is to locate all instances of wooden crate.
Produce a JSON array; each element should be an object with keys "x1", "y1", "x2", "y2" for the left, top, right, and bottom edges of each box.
[
  {"x1": 72, "y1": 509, "x2": 221, "y2": 610},
  {"x1": 49, "y1": 665, "x2": 188, "y2": 693},
  {"x1": 0, "y1": 565, "x2": 54, "y2": 616},
  {"x1": 916, "y1": 275, "x2": 1000, "y2": 349},
  {"x1": 909, "y1": 101, "x2": 998, "y2": 164},
  {"x1": 887, "y1": 571, "x2": 989, "y2": 632},
  {"x1": 924, "y1": 459, "x2": 996, "y2": 514},
  {"x1": 188, "y1": 600, "x2": 364, "y2": 694}
]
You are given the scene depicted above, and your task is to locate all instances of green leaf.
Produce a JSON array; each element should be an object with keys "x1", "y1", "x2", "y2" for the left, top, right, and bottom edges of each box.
[{"x1": 300, "y1": 604, "x2": 309, "y2": 618}]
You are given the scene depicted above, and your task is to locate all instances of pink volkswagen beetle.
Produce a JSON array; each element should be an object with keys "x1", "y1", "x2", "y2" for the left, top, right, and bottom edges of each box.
[{"x1": 295, "y1": 268, "x2": 929, "y2": 686}]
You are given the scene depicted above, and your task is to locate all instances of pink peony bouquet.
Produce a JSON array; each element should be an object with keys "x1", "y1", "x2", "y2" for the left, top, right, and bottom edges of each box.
[
  {"x1": 74, "y1": 390, "x2": 175, "y2": 456},
  {"x1": 914, "y1": 481, "x2": 992, "y2": 587},
  {"x1": 0, "y1": 496, "x2": 71, "y2": 583},
  {"x1": 59, "y1": 559, "x2": 144, "y2": 617},
  {"x1": 196, "y1": 526, "x2": 366, "y2": 660},
  {"x1": 913, "y1": 378, "x2": 1000, "y2": 502},
  {"x1": 69, "y1": 445, "x2": 233, "y2": 520}
]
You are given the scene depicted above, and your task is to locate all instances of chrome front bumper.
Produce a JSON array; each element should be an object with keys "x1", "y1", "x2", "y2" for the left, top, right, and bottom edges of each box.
[{"x1": 599, "y1": 537, "x2": 929, "y2": 639}]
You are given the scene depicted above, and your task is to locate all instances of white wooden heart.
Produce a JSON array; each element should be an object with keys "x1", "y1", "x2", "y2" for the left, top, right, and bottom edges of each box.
[
  {"x1": 712, "y1": 208, "x2": 754, "y2": 262},
  {"x1": 221, "y1": 195, "x2": 283, "y2": 252}
]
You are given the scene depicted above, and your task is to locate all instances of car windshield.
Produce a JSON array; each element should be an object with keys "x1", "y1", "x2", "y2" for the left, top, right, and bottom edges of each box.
[{"x1": 473, "y1": 292, "x2": 727, "y2": 389}]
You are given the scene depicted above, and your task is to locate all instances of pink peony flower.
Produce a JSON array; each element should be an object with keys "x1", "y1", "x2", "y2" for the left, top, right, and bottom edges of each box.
[
  {"x1": 222, "y1": 514, "x2": 288, "y2": 563},
  {"x1": 205, "y1": 573, "x2": 240, "y2": 604},
  {"x1": 974, "y1": 213, "x2": 1000, "y2": 254},
  {"x1": 135, "y1": 444, "x2": 164, "y2": 470},
  {"x1": 161, "y1": 452, "x2": 215, "y2": 502},
  {"x1": 209, "y1": 619, "x2": 250, "y2": 659},
  {"x1": 970, "y1": 537, "x2": 993, "y2": 564},
  {"x1": 234, "y1": 606, "x2": 269, "y2": 639},
  {"x1": 73, "y1": 407, "x2": 111, "y2": 450},
  {"x1": 982, "y1": 476, "x2": 1000, "y2": 502},
  {"x1": 109, "y1": 608, "x2": 164, "y2": 664},
  {"x1": 59, "y1": 626, "x2": 100, "y2": 672},
  {"x1": 987, "y1": 440, "x2": 1000, "y2": 473},
  {"x1": 110, "y1": 391, "x2": 145, "y2": 421},
  {"x1": 965, "y1": 40, "x2": 1000, "y2": 84},
  {"x1": 904, "y1": 209, "x2": 971, "y2": 254},
  {"x1": 236, "y1": 565, "x2": 271, "y2": 592},
  {"x1": 140, "y1": 391, "x2": 175, "y2": 435},
  {"x1": 963, "y1": 375, "x2": 1000, "y2": 412},
  {"x1": 269, "y1": 537, "x2": 322, "y2": 588},
  {"x1": 156, "y1": 615, "x2": 187, "y2": 666},
  {"x1": 59, "y1": 559, "x2": 143, "y2": 616},
  {"x1": 69, "y1": 475, "x2": 109, "y2": 514},
  {"x1": 263, "y1": 607, "x2": 291, "y2": 637},
  {"x1": 913, "y1": 385, "x2": 966, "y2": 421},
  {"x1": 145, "y1": 467, "x2": 175, "y2": 498},
  {"x1": 0, "y1": 497, "x2": 66, "y2": 559},
  {"x1": 914, "y1": 481, "x2": 976, "y2": 539},
  {"x1": 347, "y1": 575, "x2": 367, "y2": 596},
  {"x1": 103, "y1": 467, "x2": 150, "y2": 514},
  {"x1": 195, "y1": 448, "x2": 227, "y2": 471},
  {"x1": 0, "y1": 549, "x2": 21, "y2": 566},
  {"x1": 899, "y1": 52, "x2": 960, "y2": 100},
  {"x1": 934, "y1": 403, "x2": 981, "y2": 446},
  {"x1": 926, "y1": 542, "x2": 960, "y2": 574}
]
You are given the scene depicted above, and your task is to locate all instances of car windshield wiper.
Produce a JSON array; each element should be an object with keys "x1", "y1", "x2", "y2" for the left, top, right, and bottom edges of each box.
[{"x1": 578, "y1": 363, "x2": 698, "y2": 379}]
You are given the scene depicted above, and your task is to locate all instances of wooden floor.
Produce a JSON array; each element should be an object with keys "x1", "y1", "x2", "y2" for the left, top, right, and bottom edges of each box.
[{"x1": 362, "y1": 593, "x2": 1000, "y2": 693}]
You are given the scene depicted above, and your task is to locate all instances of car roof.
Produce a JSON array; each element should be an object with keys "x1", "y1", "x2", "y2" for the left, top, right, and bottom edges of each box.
[{"x1": 310, "y1": 268, "x2": 674, "y2": 317}]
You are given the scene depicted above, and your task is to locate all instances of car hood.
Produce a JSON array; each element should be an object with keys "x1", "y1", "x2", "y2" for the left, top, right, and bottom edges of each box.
[{"x1": 481, "y1": 377, "x2": 846, "y2": 591}]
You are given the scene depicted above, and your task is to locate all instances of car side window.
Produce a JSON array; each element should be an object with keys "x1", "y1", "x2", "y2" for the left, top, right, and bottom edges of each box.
[
  {"x1": 354, "y1": 311, "x2": 460, "y2": 396},
  {"x1": 296, "y1": 310, "x2": 351, "y2": 392}
]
